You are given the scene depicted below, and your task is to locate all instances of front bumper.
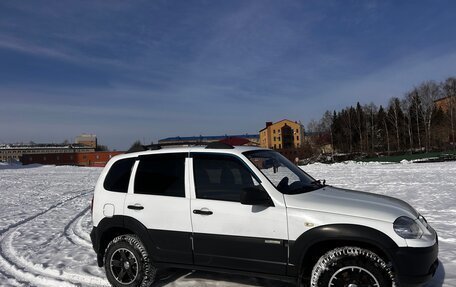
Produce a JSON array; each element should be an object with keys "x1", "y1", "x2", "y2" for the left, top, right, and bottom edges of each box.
[{"x1": 391, "y1": 239, "x2": 439, "y2": 286}]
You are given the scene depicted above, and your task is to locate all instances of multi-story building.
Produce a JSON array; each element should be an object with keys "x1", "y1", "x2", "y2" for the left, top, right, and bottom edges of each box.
[
  {"x1": 435, "y1": 96, "x2": 455, "y2": 113},
  {"x1": 21, "y1": 151, "x2": 124, "y2": 167},
  {"x1": 259, "y1": 119, "x2": 305, "y2": 149},
  {"x1": 0, "y1": 144, "x2": 94, "y2": 163},
  {"x1": 75, "y1": 134, "x2": 97, "y2": 148}
]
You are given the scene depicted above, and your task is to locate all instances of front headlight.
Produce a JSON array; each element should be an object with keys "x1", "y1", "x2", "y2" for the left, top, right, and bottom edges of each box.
[{"x1": 393, "y1": 216, "x2": 423, "y2": 239}]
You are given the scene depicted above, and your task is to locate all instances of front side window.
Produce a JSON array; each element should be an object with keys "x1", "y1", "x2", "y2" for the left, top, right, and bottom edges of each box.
[
  {"x1": 244, "y1": 150, "x2": 323, "y2": 194},
  {"x1": 193, "y1": 153, "x2": 261, "y2": 202},
  {"x1": 104, "y1": 158, "x2": 136, "y2": 193},
  {"x1": 134, "y1": 153, "x2": 185, "y2": 197}
]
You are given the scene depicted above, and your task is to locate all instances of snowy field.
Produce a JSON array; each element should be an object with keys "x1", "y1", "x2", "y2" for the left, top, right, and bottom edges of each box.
[{"x1": 0, "y1": 161, "x2": 454, "y2": 287}]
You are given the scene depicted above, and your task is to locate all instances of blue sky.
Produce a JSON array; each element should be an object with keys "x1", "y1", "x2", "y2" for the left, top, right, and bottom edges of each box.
[{"x1": 1, "y1": 0, "x2": 456, "y2": 150}]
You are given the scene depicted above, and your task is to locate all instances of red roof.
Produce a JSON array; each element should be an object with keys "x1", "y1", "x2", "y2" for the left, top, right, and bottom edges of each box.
[{"x1": 218, "y1": 137, "x2": 250, "y2": 146}]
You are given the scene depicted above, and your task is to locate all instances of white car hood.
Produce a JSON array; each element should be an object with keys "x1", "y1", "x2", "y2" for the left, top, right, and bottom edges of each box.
[{"x1": 284, "y1": 186, "x2": 418, "y2": 222}]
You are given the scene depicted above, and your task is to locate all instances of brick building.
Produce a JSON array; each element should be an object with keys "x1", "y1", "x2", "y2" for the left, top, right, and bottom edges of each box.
[
  {"x1": 0, "y1": 144, "x2": 94, "y2": 163},
  {"x1": 435, "y1": 96, "x2": 455, "y2": 113},
  {"x1": 259, "y1": 119, "x2": 305, "y2": 149},
  {"x1": 75, "y1": 134, "x2": 97, "y2": 148},
  {"x1": 21, "y1": 151, "x2": 124, "y2": 167}
]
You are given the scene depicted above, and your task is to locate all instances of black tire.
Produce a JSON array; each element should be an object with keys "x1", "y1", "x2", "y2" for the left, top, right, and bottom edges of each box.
[
  {"x1": 310, "y1": 247, "x2": 396, "y2": 287},
  {"x1": 105, "y1": 234, "x2": 156, "y2": 287}
]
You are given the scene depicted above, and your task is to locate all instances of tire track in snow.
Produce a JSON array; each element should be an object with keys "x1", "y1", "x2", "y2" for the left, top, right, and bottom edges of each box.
[
  {"x1": 0, "y1": 189, "x2": 93, "y2": 236},
  {"x1": 0, "y1": 266, "x2": 31, "y2": 287},
  {"x1": 75, "y1": 210, "x2": 93, "y2": 243},
  {"x1": 0, "y1": 188, "x2": 108, "y2": 287},
  {"x1": 63, "y1": 206, "x2": 92, "y2": 248}
]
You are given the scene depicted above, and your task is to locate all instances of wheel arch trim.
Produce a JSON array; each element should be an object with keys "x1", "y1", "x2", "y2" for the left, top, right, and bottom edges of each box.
[
  {"x1": 92, "y1": 215, "x2": 156, "y2": 266},
  {"x1": 289, "y1": 224, "x2": 398, "y2": 277}
]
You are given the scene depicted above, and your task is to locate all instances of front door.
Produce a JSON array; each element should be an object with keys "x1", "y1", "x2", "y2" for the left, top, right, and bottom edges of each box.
[{"x1": 190, "y1": 153, "x2": 288, "y2": 275}]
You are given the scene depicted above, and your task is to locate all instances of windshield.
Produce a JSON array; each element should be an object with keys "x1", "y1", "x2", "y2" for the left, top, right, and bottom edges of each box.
[{"x1": 244, "y1": 150, "x2": 323, "y2": 194}]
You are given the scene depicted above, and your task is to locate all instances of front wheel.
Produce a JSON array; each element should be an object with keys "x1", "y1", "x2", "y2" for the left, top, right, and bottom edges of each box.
[
  {"x1": 104, "y1": 234, "x2": 156, "y2": 287},
  {"x1": 310, "y1": 247, "x2": 396, "y2": 287}
]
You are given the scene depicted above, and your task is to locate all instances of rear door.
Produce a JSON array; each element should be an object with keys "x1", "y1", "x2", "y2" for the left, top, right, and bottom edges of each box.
[
  {"x1": 189, "y1": 153, "x2": 288, "y2": 275},
  {"x1": 124, "y1": 153, "x2": 193, "y2": 264}
]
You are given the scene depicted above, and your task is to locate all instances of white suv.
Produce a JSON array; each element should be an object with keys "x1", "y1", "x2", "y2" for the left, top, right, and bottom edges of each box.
[{"x1": 90, "y1": 143, "x2": 438, "y2": 287}]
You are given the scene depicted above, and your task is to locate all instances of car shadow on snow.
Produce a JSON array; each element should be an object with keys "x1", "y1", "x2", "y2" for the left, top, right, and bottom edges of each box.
[
  {"x1": 152, "y1": 262, "x2": 445, "y2": 287},
  {"x1": 423, "y1": 260, "x2": 445, "y2": 287},
  {"x1": 152, "y1": 268, "x2": 294, "y2": 286}
]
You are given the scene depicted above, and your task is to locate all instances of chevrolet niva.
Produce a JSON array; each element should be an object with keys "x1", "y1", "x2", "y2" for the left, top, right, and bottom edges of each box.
[{"x1": 91, "y1": 143, "x2": 438, "y2": 287}]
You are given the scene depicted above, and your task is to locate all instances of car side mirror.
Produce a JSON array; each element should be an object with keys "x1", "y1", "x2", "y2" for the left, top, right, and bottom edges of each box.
[{"x1": 240, "y1": 187, "x2": 274, "y2": 207}]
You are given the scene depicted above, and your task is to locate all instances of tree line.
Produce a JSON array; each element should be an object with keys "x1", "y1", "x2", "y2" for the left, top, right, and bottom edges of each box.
[{"x1": 307, "y1": 77, "x2": 456, "y2": 155}]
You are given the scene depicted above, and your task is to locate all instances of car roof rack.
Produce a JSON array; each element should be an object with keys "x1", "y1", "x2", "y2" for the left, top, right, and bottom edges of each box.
[
  {"x1": 126, "y1": 144, "x2": 161, "y2": 153},
  {"x1": 146, "y1": 144, "x2": 162, "y2": 150},
  {"x1": 205, "y1": 142, "x2": 235, "y2": 149}
]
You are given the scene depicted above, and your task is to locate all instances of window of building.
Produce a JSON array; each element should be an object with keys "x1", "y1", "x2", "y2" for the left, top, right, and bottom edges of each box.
[
  {"x1": 273, "y1": 129, "x2": 276, "y2": 134},
  {"x1": 193, "y1": 153, "x2": 261, "y2": 202},
  {"x1": 296, "y1": 136, "x2": 299, "y2": 141},
  {"x1": 104, "y1": 158, "x2": 136, "y2": 193},
  {"x1": 134, "y1": 153, "x2": 186, "y2": 197}
]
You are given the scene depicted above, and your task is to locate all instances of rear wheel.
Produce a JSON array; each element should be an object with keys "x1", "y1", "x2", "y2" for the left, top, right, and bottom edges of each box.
[
  {"x1": 310, "y1": 247, "x2": 396, "y2": 287},
  {"x1": 105, "y1": 234, "x2": 156, "y2": 287}
]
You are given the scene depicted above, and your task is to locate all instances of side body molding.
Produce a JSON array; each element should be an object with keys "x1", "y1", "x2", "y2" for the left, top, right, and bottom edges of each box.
[
  {"x1": 91, "y1": 215, "x2": 193, "y2": 267},
  {"x1": 287, "y1": 224, "x2": 399, "y2": 276}
]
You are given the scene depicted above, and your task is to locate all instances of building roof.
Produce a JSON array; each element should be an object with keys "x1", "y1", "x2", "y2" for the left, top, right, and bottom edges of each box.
[
  {"x1": 218, "y1": 137, "x2": 251, "y2": 146},
  {"x1": 0, "y1": 143, "x2": 92, "y2": 150},
  {"x1": 259, "y1": 119, "x2": 302, "y2": 132}
]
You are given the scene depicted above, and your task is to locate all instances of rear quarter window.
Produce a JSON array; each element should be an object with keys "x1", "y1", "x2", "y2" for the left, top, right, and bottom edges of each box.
[
  {"x1": 134, "y1": 153, "x2": 186, "y2": 197},
  {"x1": 103, "y1": 158, "x2": 136, "y2": 193}
]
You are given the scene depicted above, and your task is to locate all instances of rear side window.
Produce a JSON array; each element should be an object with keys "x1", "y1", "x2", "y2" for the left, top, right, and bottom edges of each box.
[
  {"x1": 134, "y1": 153, "x2": 186, "y2": 197},
  {"x1": 104, "y1": 158, "x2": 135, "y2": 193}
]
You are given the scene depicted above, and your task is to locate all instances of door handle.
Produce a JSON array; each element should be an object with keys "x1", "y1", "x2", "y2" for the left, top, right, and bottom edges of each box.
[
  {"x1": 193, "y1": 209, "x2": 213, "y2": 215},
  {"x1": 128, "y1": 204, "x2": 144, "y2": 210}
]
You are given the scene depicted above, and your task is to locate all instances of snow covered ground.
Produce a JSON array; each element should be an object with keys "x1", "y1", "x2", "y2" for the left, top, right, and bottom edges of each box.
[{"x1": 0, "y1": 161, "x2": 454, "y2": 287}]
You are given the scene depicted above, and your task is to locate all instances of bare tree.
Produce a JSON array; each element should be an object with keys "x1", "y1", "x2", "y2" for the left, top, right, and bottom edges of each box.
[
  {"x1": 354, "y1": 103, "x2": 365, "y2": 152},
  {"x1": 401, "y1": 93, "x2": 414, "y2": 152},
  {"x1": 306, "y1": 119, "x2": 319, "y2": 133},
  {"x1": 320, "y1": 110, "x2": 334, "y2": 155},
  {"x1": 383, "y1": 117, "x2": 390, "y2": 155},
  {"x1": 340, "y1": 108, "x2": 354, "y2": 153},
  {"x1": 387, "y1": 97, "x2": 402, "y2": 151},
  {"x1": 443, "y1": 77, "x2": 456, "y2": 148},
  {"x1": 364, "y1": 103, "x2": 377, "y2": 153},
  {"x1": 410, "y1": 89, "x2": 422, "y2": 150},
  {"x1": 418, "y1": 81, "x2": 440, "y2": 151}
]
